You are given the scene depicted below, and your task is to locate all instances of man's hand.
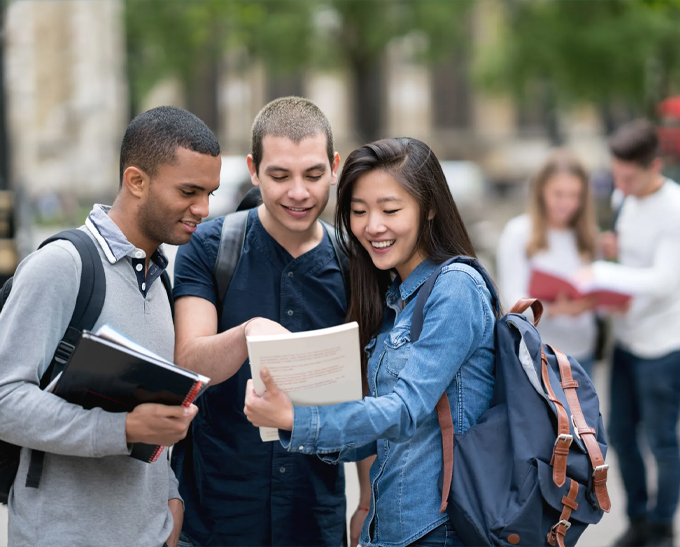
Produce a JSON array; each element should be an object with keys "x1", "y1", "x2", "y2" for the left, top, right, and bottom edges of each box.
[
  {"x1": 244, "y1": 369, "x2": 294, "y2": 430},
  {"x1": 599, "y1": 231, "x2": 618, "y2": 260},
  {"x1": 349, "y1": 506, "x2": 369, "y2": 547},
  {"x1": 244, "y1": 318, "x2": 290, "y2": 338},
  {"x1": 125, "y1": 403, "x2": 198, "y2": 446},
  {"x1": 166, "y1": 498, "x2": 184, "y2": 547}
]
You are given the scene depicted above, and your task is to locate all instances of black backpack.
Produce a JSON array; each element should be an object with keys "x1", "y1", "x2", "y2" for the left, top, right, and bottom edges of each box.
[
  {"x1": 0, "y1": 229, "x2": 173, "y2": 503},
  {"x1": 213, "y1": 187, "x2": 349, "y2": 307}
]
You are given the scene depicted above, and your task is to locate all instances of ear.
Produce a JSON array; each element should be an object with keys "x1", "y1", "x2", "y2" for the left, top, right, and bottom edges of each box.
[
  {"x1": 122, "y1": 166, "x2": 150, "y2": 199},
  {"x1": 650, "y1": 157, "x2": 664, "y2": 175},
  {"x1": 247, "y1": 155, "x2": 260, "y2": 187},
  {"x1": 330, "y1": 152, "x2": 341, "y2": 186},
  {"x1": 427, "y1": 209, "x2": 436, "y2": 221}
]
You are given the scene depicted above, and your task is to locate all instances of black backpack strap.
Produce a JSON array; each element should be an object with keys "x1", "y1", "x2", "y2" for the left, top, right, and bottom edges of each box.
[
  {"x1": 236, "y1": 187, "x2": 262, "y2": 212},
  {"x1": 26, "y1": 229, "x2": 106, "y2": 489},
  {"x1": 160, "y1": 270, "x2": 174, "y2": 319},
  {"x1": 214, "y1": 211, "x2": 249, "y2": 309},
  {"x1": 320, "y1": 220, "x2": 350, "y2": 306}
]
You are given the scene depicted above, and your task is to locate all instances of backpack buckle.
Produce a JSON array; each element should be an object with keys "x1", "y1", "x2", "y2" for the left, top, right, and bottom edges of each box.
[
  {"x1": 554, "y1": 433, "x2": 573, "y2": 448},
  {"x1": 552, "y1": 519, "x2": 571, "y2": 532},
  {"x1": 593, "y1": 464, "x2": 609, "y2": 478},
  {"x1": 53, "y1": 340, "x2": 76, "y2": 365}
]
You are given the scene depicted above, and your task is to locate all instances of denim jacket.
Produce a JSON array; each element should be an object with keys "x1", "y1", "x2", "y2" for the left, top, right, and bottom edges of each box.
[{"x1": 280, "y1": 259, "x2": 496, "y2": 547}]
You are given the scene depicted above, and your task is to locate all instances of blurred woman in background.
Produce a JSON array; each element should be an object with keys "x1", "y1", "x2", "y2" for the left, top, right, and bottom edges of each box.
[{"x1": 496, "y1": 149, "x2": 599, "y2": 377}]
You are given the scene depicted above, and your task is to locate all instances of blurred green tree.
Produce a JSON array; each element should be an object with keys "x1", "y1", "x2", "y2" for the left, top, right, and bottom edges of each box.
[
  {"x1": 125, "y1": 0, "x2": 471, "y2": 141},
  {"x1": 475, "y1": 0, "x2": 680, "y2": 141}
]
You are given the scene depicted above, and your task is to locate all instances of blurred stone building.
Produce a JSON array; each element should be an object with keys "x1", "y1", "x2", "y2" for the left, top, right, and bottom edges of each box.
[{"x1": 2, "y1": 0, "x2": 609, "y2": 256}]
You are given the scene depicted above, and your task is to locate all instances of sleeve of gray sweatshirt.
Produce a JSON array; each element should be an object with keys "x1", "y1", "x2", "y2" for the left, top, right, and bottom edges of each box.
[{"x1": 0, "y1": 241, "x2": 130, "y2": 457}]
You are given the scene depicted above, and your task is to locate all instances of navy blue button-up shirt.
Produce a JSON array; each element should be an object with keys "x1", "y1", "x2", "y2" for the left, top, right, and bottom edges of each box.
[{"x1": 172, "y1": 208, "x2": 348, "y2": 546}]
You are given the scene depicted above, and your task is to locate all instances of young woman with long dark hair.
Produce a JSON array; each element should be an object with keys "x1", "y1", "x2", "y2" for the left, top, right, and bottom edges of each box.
[{"x1": 244, "y1": 138, "x2": 497, "y2": 547}]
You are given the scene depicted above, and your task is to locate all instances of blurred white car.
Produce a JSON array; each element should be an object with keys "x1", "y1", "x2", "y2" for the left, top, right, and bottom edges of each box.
[
  {"x1": 439, "y1": 160, "x2": 487, "y2": 212},
  {"x1": 207, "y1": 155, "x2": 252, "y2": 219}
]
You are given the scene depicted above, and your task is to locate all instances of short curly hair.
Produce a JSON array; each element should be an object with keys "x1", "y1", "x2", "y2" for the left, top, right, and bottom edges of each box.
[{"x1": 119, "y1": 106, "x2": 220, "y2": 187}]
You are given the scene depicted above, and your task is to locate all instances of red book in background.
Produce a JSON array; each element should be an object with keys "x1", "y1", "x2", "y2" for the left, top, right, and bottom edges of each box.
[{"x1": 528, "y1": 269, "x2": 632, "y2": 308}]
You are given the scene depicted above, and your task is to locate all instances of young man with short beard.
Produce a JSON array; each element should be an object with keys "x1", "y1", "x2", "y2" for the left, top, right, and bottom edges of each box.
[
  {"x1": 171, "y1": 97, "x2": 372, "y2": 547},
  {"x1": 0, "y1": 106, "x2": 221, "y2": 547}
]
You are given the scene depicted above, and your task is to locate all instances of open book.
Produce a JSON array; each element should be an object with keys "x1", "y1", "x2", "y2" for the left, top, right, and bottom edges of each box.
[
  {"x1": 247, "y1": 322, "x2": 363, "y2": 441},
  {"x1": 529, "y1": 268, "x2": 632, "y2": 308},
  {"x1": 52, "y1": 325, "x2": 210, "y2": 462}
]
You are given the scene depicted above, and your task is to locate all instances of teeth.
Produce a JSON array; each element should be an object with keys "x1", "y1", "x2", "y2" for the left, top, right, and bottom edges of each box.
[
  {"x1": 371, "y1": 240, "x2": 395, "y2": 249},
  {"x1": 287, "y1": 207, "x2": 307, "y2": 212}
]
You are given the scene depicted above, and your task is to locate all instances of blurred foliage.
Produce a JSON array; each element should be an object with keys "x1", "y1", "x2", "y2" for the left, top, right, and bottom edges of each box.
[
  {"x1": 125, "y1": 0, "x2": 472, "y2": 140},
  {"x1": 475, "y1": 0, "x2": 680, "y2": 120}
]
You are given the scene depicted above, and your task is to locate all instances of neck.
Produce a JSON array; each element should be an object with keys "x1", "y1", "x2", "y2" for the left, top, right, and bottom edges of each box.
[
  {"x1": 108, "y1": 199, "x2": 158, "y2": 265},
  {"x1": 638, "y1": 174, "x2": 665, "y2": 198},
  {"x1": 546, "y1": 220, "x2": 570, "y2": 231},
  {"x1": 257, "y1": 204, "x2": 323, "y2": 259}
]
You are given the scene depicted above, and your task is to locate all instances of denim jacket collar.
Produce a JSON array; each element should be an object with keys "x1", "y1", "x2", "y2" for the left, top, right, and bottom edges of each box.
[{"x1": 386, "y1": 259, "x2": 439, "y2": 305}]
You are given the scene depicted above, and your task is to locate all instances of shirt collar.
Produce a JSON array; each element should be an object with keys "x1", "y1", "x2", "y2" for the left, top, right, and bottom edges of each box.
[
  {"x1": 85, "y1": 204, "x2": 168, "y2": 268},
  {"x1": 385, "y1": 258, "x2": 439, "y2": 303}
]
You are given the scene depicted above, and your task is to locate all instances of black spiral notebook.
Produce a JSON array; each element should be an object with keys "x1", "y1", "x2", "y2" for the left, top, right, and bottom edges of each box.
[{"x1": 51, "y1": 325, "x2": 210, "y2": 463}]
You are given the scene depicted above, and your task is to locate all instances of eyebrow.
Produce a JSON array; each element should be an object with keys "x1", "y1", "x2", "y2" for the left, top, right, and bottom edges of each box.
[
  {"x1": 179, "y1": 183, "x2": 207, "y2": 191},
  {"x1": 265, "y1": 164, "x2": 327, "y2": 174},
  {"x1": 350, "y1": 196, "x2": 403, "y2": 204}
]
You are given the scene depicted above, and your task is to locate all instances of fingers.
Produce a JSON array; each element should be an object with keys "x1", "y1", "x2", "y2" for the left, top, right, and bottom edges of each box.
[{"x1": 260, "y1": 368, "x2": 279, "y2": 396}]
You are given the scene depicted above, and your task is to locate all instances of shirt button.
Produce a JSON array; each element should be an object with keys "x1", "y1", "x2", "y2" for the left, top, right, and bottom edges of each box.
[
  {"x1": 287, "y1": 310, "x2": 294, "y2": 316},
  {"x1": 141, "y1": 282, "x2": 146, "y2": 291},
  {"x1": 287, "y1": 271, "x2": 294, "y2": 278},
  {"x1": 135, "y1": 264, "x2": 143, "y2": 272},
  {"x1": 279, "y1": 466, "x2": 286, "y2": 473},
  {"x1": 298, "y1": 445, "x2": 304, "y2": 451},
  {"x1": 134, "y1": 250, "x2": 144, "y2": 259}
]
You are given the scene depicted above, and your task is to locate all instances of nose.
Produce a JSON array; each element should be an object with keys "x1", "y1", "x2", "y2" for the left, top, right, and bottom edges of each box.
[
  {"x1": 288, "y1": 177, "x2": 310, "y2": 202},
  {"x1": 191, "y1": 193, "x2": 210, "y2": 219},
  {"x1": 366, "y1": 212, "x2": 386, "y2": 235}
]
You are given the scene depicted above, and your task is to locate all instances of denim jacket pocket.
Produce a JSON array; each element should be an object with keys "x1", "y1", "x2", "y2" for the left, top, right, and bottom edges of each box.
[{"x1": 384, "y1": 328, "x2": 412, "y2": 377}]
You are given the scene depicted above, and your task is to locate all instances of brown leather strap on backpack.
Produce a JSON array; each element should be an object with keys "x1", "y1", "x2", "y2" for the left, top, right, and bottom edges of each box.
[
  {"x1": 436, "y1": 393, "x2": 454, "y2": 513},
  {"x1": 547, "y1": 345, "x2": 611, "y2": 513},
  {"x1": 547, "y1": 479, "x2": 579, "y2": 547},
  {"x1": 509, "y1": 298, "x2": 544, "y2": 326},
  {"x1": 540, "y1": 350, "x2": 572, "y2": 488}
]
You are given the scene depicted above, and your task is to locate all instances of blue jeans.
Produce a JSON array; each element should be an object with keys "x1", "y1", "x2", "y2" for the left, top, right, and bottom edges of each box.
[
  {"x1": 609, "y1": 346, "x2": 680, "y2": 524},
  {"x1": 408, "y1": 523, "x2": 463, "y2": 547}
]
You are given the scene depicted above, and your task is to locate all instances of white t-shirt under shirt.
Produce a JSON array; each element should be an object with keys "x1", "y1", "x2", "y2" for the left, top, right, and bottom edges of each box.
[
  {"x1": 592, "y1": 179, "x2": 680, "y2": 359},
  {"x1": 496, "y1": 214, "x2": 596, "y2": 361}
]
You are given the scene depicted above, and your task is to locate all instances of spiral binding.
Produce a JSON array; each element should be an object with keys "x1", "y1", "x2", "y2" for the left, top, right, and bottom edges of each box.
[{"x1": 148, "y1": 381, "x2": 203, "y2": 463}]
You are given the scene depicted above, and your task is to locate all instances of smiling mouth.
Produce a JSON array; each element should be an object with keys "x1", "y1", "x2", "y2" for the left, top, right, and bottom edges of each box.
[
  {"x1": 282, "y1": 205, "x2": 313, "y2": 212},
  {"x1": 181, "y1": 220, "x2": 200, "y2": 228},
  {"x1": 371, "y1": 240, "x2": 395, "y2": 249}
]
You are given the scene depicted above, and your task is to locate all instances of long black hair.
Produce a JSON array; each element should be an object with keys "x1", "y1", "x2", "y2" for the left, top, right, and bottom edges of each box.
[{"x1": 335, "y1": 138, "x2": 477, "y2": 389}]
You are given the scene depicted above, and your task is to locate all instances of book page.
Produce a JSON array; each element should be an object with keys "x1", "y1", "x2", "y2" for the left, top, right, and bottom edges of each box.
[{"x1": 247, "y1": 322, "x2": 363, "y2": 441}]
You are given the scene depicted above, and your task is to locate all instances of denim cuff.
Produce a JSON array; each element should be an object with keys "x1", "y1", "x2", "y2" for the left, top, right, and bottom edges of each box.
[{"x1": 279, "y1": 406, "x2": 319, "y2": 454}]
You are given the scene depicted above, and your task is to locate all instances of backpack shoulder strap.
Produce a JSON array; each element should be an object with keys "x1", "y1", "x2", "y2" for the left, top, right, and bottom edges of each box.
[
  {"x1": 26, "y1": 228, "x2": 107, "y2": 489},
  {"x1": 320, "y1": 220, "x2": 350, "y2": 305},
  {"x1": 38, "y1": 229, "x2": 106, "y2": 385},
  {"x1": 160, "y1": 270, "x2": 174, "y2": 318},
  {"x1": 214, "y1": 211, "x2": 249, "y2": 306},
  {"x1": 409, "y1": 255, "x2": 498, "y2": 514}
]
